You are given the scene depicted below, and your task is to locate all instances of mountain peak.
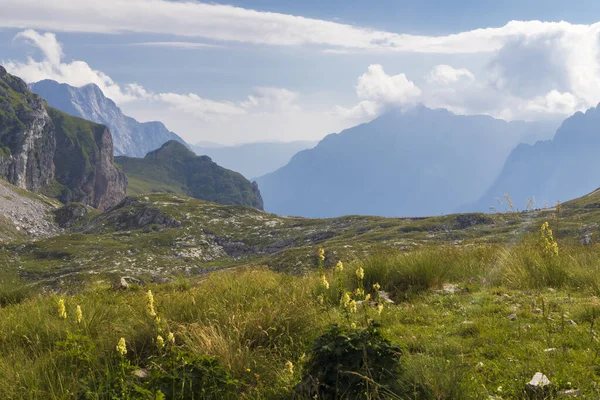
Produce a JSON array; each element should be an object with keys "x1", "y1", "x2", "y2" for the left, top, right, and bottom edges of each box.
[
  {"x1": 30, "y1": 80, "x2": 188, "y2": 157},
  {"x1": 146, "y1": 140, "x2": 197, "y2": 160}
]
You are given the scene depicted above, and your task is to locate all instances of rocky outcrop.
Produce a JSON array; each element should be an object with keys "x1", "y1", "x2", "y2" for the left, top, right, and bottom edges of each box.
[
  {"x1": 0, "y1": 66, "x2": 56, "y2": 192},
  {"x1": 53, "y1": 203, "x2": 90, "y2": 228},
  {"x1": 0, "y1": 67, "x2": 127, "y2": 210},
  {"x1": 30, "y1": 79, "x2": 188, "y2": 157},
  {"x1": 77, "y1": 197, "x2": 182, "y2": 233},
  {"x1": 251, "y1": 181, "x2": 264, "y2": 211}
]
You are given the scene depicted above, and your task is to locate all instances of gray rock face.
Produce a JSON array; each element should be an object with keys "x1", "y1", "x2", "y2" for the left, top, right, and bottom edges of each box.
[
  {"x1": 0, "y1": 66, "x2": 56, "y2": 193},
  {"x1": 0, "y1": 67, "x2": 127, "y2": 210},
  {"x1": 30, "y1": 80, "x2": 188, "y2": 157}
]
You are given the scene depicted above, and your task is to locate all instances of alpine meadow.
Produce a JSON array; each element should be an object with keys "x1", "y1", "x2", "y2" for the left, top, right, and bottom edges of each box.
[{"x1": 2, "y1": 1, "x2": 600, "y2": 399}]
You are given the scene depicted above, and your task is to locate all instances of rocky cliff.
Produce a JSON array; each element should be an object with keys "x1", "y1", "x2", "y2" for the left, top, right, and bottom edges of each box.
[
  {"x1": 30, "y1": 79, "x2": 188, "y2": 157},
  {"x1": 0, "y1": 66, "x2": 127, "y2": 210}
]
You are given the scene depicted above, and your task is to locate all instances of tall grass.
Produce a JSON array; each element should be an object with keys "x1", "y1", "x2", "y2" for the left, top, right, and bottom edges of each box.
[{"x1": 3, "y1": 239, "x2": 600, "y2": 397}]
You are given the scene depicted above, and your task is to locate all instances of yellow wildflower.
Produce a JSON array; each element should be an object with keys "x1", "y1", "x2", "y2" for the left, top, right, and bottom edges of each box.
[
  {"x1": 355, "y1": 266, "x2": 364, "y2": 281},
  {"x1": 540, "y1": 222, "x2": 559, "y2": 256},
  {"x1": 349, "y1": 299, "x2": 357, "y2": 313},
  {"x1": 341, "y1": 292, "x2": 357, "y2": 313},
  {"x1": 341, "y1": 291, "x2": 351, "y2": 308},
  {"x1": 116, "y1": 337, "x2": 127, "y2": 356},
  {"x1": 76, "y1": 305, "x2": 83, "y2": 324},
  {"x1": 318, "y1": 248, "x2": 325, "y2": 262},
  {"x1": 156, "y1": 335, "x2": 165, "y2": 349},
  {"x1": 320, "y1": 275, "x2": 329, "y2": 290},
  {"x1": 373, "y1": 283, "x2": 381, "y2": 291},
  {"x1": 335, "y1": 261, "x2": 344, "y2": 273},
  {"x1": 58, "y1": 299, "x2": 67, "y2": 319},
  {"x1": 167, "y1": 332, "x2": 175, "y2": 345},
  {"x1": 355, "y1": 287, "x2": 364, "y2": 298},
  {"x1": 351, "y1": 323, "x2": 357, "y2": 329},
  {"x1": 377, "y1": 303, "x2": 384, "y2": 315},
  {"x1": 147, "y1": 290, "x2": 157, "y2": 317},
  {"x1": 365, "y1": 294, "x2": 371, "y2": 302},
  {"x1": 285, "y1": 360, "x2": 294, "y2": 376}
]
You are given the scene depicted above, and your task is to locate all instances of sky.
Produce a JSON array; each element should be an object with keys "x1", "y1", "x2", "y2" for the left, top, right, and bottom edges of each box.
[{"x1": 2, "y1": 0, "x2": 600, "y2": 144}]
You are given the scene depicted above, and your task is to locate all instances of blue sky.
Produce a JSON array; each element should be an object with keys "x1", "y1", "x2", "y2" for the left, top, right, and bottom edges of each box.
[{"x1": 1, "y1": 1, "x2": 600, "y2": 144}]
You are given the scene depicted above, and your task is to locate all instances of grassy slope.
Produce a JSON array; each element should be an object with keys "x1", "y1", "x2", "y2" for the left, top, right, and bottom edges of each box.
[
  {"x1": 116, "y1": 141, "x2": 263, "y2": 208},
  {"x1": 0, "y1": 186, "x2": 598, "y2": 397},
  {"x1": 0, "y1": 188, "x2": 596, "y2": 291},
  {"x1": 2, "y1": 244, "x2": 600, "y2": 398}
]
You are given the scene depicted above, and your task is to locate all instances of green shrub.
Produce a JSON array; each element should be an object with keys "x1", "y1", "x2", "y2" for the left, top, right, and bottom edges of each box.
[
  {"x1": 298, "y1": 323, "x2": 403, "y2": 399},
  {"x1": 147, "y1": 351, "x2": 238, "y2": 400}
]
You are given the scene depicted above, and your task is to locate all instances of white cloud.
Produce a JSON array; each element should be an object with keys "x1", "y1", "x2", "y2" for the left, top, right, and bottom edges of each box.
[
  {"x1": 241, "y1": 87, "x2": 300, "y2": 112},
  {"x1": 335, "y1": 65, "x2": 421, "y2": 121},
  {"x1": 523, "y1": 90, "x2": 582, "y2": 115},
  {"x1": 427, "y1": 65, "x2": 475, "y2": 85},
  {"x1": 5, "y1": 29, "x2": 140, "y2": 103},
  {"x1": 131, "y1": 42, "x2": 222, "y2": 49},
  {"x1": 3, "y1": 30, "x2": 356, "y2": 144},
  {"x1": 357, "y1": 65, "x2": 421, "y2": 105},
  {"x1": 1, "y1": 1, "x2": 597, "y2": 55}
]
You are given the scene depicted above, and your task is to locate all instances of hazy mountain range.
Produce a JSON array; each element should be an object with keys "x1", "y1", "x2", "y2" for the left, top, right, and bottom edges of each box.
[
  {"x1": 473, "y1": 103, "x2": 600, "y2": 212},
  {"x1": 257, "y1": 106, "x2": 556, "y2": 218},
  {"x1": 192, "y1": 141, "x2": 317, "y2": 179},
  {"x1": 29, "y1": 80, "x2": 188, "y2": 157}
]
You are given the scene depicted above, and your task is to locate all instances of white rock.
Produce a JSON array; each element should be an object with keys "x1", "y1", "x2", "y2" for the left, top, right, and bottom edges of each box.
[{"x1": 527, "y1": 372, "x2": 551, "y2": 388}]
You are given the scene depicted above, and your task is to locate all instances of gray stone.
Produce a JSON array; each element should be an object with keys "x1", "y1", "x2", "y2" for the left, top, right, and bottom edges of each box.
[
  {"x1": 558, "y1": 389, "x2": 581, "y2": 397},
  {"x1": 508, "y1": 313, "x2": 517, "y2": 321}
]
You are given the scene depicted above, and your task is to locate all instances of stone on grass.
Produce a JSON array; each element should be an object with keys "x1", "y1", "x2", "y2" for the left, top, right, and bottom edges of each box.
[
  {"x1": 508, "y1": 313, "x2": 517, "y2": 321},
  {"x1": 526, "y1": 372, "x2": 552, "y2": 397},
  {"x1": 558, "y1": 389, "x2": 581, "y2": 397}
]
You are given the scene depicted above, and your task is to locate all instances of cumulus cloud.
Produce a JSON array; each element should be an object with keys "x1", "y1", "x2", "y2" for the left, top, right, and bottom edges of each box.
[
  {"x1": 335, "y1": 65, "x2": 421, "y2": 121},
  {"x1": 427, "y1": 65, "x2": 475, "y2": 85},
  {"x1": 6, "y1": 29, "x2": 141, "y2": 103}
]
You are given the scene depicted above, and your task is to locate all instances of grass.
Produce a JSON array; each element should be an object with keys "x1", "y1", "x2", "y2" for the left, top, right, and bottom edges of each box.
[{"x1": 1, "y1": 238, "x2": 600, "y2": 398}]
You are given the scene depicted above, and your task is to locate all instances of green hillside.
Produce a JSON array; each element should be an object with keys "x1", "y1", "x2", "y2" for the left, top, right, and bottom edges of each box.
[{"x1": 116, "y1": 140, "x2": 264, "y2": 209}]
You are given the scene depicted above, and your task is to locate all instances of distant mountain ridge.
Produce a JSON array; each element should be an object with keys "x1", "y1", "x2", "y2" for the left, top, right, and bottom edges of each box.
[
  {"x1": 29, "y1": 80, "x2": 188, "y2": 157},
  {"x1": 116, "y1": 141, "x2": 264, "y2": 210},
  {"x1": 473, "y1": 103, "x2": 600, "y2": 212},
  {"x1": 0, "y1": 66, "x2": 126, "y2": 210},
  {"x1": 192, "y1": 140, "x2": 317, "y2": 179},
  {"x1": 257, "y1": 106, "x2": 555, "y2": 218}
]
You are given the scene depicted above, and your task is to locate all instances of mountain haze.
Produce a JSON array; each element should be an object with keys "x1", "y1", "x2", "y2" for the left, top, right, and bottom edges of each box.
[
  {"x1": 474, "y1": 103, "x2": 600, "y2": 211},
  {"x1": 192, "y1": 140, "x2": 317, "y2": 179},
  {"x1": 257, "y1": 106, "x2": 555, "y2": 218},
  {"x1": 30, "y1": 80, "x2": 188, "y2": 157},
  {"x1": 116, "y1": 141, "x2": 264, "y2": 210}
]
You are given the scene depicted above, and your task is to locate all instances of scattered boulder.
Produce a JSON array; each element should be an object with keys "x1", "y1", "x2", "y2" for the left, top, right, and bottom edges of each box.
[
  {"x1": 53, "y1": 203, "x2": 90, "y2": 228},
  {"x1": 115, "y1": 276, "x2": 145, "y2": 290},
  {"x1": 581, "y1": 233, "x2": 593, "y2": 245},
  {"x1": 526, "y1": 372, "x2": 552, "y2": 398}
]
